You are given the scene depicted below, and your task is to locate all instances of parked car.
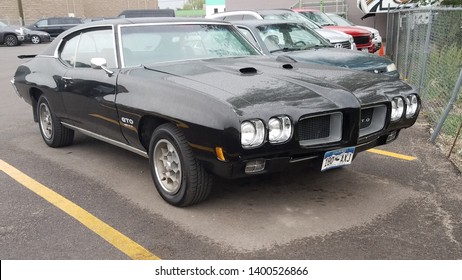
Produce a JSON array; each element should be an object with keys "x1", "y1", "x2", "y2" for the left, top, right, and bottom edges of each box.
[
  {"x1": 12, "y1": 18, "x2": 420, "y2": 206},
  {"x1": 27, "y1": 17, "x2": 83, "y2": 37},
  {"x1": 0, "y1": 21, "x2": 27, "y2": 46},
  {"x1": 326, "y1": 13, "x2": 382, "y2": 52},
  {"x1": 293, "y1": 8, "x2": 374, "y2": 53},
  {"x1": 118, "y1": 9, "x2": 175, "y2": 18},
  {"x1": 206, "y1": 10, "x2": 356, "y2": 50},
  {"x1": 233, "y1": 20, "x2": 398, "y2": 78},
  {"x1": 24, "y1": 29, "x2": 51, "y2": 44}
]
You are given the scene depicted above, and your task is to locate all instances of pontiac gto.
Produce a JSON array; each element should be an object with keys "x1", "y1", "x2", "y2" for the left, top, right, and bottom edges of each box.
[{"x1": 12, "y1": 18, "x2": 420, "y2": 206}]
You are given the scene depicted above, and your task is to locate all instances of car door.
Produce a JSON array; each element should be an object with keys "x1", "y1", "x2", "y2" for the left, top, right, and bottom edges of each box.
[{"x1": 58, "y1": 27, "x2": 126, "y2": 143}]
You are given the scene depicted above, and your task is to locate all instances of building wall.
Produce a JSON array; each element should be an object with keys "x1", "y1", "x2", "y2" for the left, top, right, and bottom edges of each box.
[
  {"x1": 206, "y1": 5, "x2": 226, "y2": 16},
  {"x1": 0, "y1": 0, "x2": 158, "y2": 25}
]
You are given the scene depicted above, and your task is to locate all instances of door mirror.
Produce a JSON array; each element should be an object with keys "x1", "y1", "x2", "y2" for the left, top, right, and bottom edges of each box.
[
  {"x1": 91, "y1": 57, "x2": 107, "y2": 69},
  {"x1": 90, "y1": 57, "x2": 114, "y2": 76}
]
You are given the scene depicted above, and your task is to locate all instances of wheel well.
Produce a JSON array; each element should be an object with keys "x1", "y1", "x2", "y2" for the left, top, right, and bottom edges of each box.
[
  {"x1": 30, "y1": 88, "x2": 43, "y2": 122},
  {"x1": 138, "y1": 115, "x2": 169, "y2": 151}
]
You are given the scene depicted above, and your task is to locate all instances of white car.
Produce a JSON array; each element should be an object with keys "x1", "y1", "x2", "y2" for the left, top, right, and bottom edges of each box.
[
  {"x1": 326, "y1": 13, "x2": 382, "y2": 52},
  {"x1": 206, "y1": 10, "x2": 357, "y2": 50}
]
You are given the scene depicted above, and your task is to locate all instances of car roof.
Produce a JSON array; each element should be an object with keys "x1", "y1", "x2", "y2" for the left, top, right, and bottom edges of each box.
[
  {"x1": 232, "y1": 19, "x2": 302, "y2": 27},
  {"x1": 62, "y1": 17, "x2": 227, "y2": 33},
  {"x1": 40, "y1": 18, "x2": 233, "y2": 56}
]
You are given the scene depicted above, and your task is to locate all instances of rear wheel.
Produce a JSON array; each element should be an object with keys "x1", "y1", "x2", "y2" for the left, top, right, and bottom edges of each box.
[
  {"x1": 31, "y1": 35, "x2": 41, "y2": 44},
  {"x1": 4, "y1": 34, "x2": 18, "y2": 46},
  {"x1": 149, "y1": 123, "x2": 212, "y2": 207},
  {"x1": 37, "y1": 96, "x2": 74, "y2": 147}
]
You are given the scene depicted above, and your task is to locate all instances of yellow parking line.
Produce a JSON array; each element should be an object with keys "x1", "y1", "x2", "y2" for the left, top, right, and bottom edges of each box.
[
  {"x1": 0, "y1": 159, "x2": 160, "y2": 260},
  {"x1": 367, "y1": 148, "x2": 417, "y2": 161}
]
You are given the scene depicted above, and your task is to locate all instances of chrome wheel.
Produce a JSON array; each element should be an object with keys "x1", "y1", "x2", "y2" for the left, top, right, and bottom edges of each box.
[
  {"x1": 39, "y1": 103, "x2": 53, "y2": 140},
  {"x1": 153, "y1": 139, "x2": 182, "y2": 194},
  {"x1": 31, "y1": 35, "x2": 41, "y2": 44}
]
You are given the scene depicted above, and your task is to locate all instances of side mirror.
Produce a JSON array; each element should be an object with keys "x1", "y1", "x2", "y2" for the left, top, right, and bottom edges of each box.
[
  {"x1": 91, "y1": 57, "x2": 107, "y2": 69},
  {"x1": 90, "y1": 57, "x2": 114, "y2": 76}
]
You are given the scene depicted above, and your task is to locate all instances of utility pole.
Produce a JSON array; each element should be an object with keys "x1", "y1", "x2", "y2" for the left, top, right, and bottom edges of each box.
[{"x1": 17, "y1": 0, "x2": 25, "y2": 25}]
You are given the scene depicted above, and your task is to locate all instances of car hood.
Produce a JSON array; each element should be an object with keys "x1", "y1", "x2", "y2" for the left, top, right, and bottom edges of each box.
[
  {"x1": 280, "y1": 47, "x2": 392, "y2": 72},
  {"x1": 315, "y1": 28, "x2": 350, "y2": 43},
  {"x1": 130, "y1": 56, "x2": 411, "y2": 117},
  {"x1": 323, "y1": 25, "x2": 370, "y2": 36},
  {"x1": 1, "y1": 24, "x2": 22, "y2": 33}
]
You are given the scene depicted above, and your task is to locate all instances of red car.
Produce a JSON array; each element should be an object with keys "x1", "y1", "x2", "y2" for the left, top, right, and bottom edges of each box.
[{"x1": 293, "y1": 8, "x2": 374, "y2": 53}]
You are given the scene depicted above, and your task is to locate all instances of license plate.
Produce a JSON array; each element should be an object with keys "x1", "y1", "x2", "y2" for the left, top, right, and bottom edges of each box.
[
  {"x1": 321, "y1": 147, "x2": 355, "y2": 171},
  {"x1": 361, "y1": 48, "x2": 369, "y2": 52}
]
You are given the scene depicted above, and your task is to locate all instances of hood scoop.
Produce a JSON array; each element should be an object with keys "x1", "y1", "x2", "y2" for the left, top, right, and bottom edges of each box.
[
  {"x1": 282, "y1": 64, "x2": 293, "y2": 70},
  {"x1": 239, "y1": 67, "x2": 258, "y2": 75}
]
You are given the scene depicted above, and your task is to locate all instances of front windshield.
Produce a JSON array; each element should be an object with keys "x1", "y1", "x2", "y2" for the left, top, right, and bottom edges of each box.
[
  {"x1": 298, "y1": 11, "x2": 337, "y2": 26},
  {"x1": 327, "y1": 14, "x2": 354, "y2": 26},
  {"x1": 256, "y1": 23, "x2": 329, "y2": 53},
  {"x1": 119, "y1": 23, "x2": 260, "y2": 67},
  {"x1": 261, "y1": 12, "x2": 321, "y2": 30}
]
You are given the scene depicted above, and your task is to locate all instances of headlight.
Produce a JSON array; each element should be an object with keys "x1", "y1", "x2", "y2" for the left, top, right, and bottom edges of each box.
[
  {"x1": 391, "y1": 97, "x2": 404, "y2": 121},
  {"x1": 241, "y1": 120, "x2": 265, "y2": 148},
  {"x1": 268, "y1": 116, "x2": 292, "y2": 144},
  {"x1": 405, "y1": 94, "x2": 419, "y2": 118},
  {"x1": 386, "y1": 63, "x2": 397, "y2": 72},
  {"x1": 348, "y1": 35, "x2": 354, "y2": 44}
]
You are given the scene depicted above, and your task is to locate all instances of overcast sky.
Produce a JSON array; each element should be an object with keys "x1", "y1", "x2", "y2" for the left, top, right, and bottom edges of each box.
[{"x1": 158, "y1": 0, "x2": 185, "y2": 9}]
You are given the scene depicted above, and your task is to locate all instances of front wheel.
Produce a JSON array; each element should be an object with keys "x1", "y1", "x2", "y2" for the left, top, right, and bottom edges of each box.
[
  {"x1": 149, "y1": 123, "x2": 212, "y2": 207},
  {"x1": 31, "y1": 35, "x2": 41, "y2": 44},
  {"x1": 4, "y1": 34, "x2": 18, "y2": 46},
  {"x1": 37, "y1": 96, "x2": 74, "y2": 147}
]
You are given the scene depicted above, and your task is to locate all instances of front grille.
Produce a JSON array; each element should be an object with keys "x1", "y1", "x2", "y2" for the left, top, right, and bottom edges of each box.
[
  {"x1": 298, "y1": 113, "x2": 343, "y2": 146},
  {"x1": 339, "y1": 41, "x2": 351, "y2": 49},
  {"x1": 354, "y1": 36, "x2": 371, "y2": 45},
  {"x1": 359, "y1": 105, "x2": 387, "y2": 138},
  {"x1": 299, "y1": 115, "x2": 330, "y2": 141}
]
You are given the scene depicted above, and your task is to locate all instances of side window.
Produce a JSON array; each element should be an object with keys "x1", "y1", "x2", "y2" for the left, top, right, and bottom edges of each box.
[
  {"x1": 49, "y1": 18, "x2": 60, "y2": 25},
  {"x1": 223, "y1": 15, "x2": 243, "y2": 21},
  {"x1": 59, "y1": 29, "x2": 116, "y2": 68},
  {"x1": 242, "y1": 15, "x2": 257, "y2": 20},
  {"x1": 35, "y1": 19, "x2": 47, "y2": 27},
  {"x1": 60, "y1": 34, "x2": 80, "y2": 67}
]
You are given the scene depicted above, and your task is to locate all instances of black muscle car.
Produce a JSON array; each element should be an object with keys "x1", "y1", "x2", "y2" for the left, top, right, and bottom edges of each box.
[{"x1": 11, "y1": 18, "x2": 420, "y2": 206}]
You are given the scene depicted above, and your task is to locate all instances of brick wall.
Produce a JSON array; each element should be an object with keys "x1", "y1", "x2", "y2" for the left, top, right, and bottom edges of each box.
[{"x1": 0, "y1": 0, "x2": 159, "y2": 25}]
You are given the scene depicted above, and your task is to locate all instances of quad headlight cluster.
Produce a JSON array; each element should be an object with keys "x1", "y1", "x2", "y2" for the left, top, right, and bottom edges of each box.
[
  {"x1": 390, "y1": 94, "x2": 419, "y2": 121},
  {"x1": 241, "y1": 116, "x2": 292, "y2": 148}
]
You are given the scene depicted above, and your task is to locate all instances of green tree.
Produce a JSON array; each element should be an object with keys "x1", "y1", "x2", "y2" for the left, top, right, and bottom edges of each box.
[
  {"x1": 183, "y1": 0, "x2": 204, "y2": 10},
  {"x1": 440, "y1": 0, "x2": 462, "y2": 5}
]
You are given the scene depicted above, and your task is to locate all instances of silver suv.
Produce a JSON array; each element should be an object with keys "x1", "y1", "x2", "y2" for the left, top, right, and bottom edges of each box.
[{"x1": 0, "y1": 21, "x2": 27, "y2": 46}]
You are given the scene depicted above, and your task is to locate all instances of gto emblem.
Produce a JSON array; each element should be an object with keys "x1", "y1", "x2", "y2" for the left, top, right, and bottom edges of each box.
[
  {"x1": 121, "y1": 117, "x2": 134, "y2": 125},
  {"x1": 362, "y1": 117, "x2": 371, "y2": 124},
  {"x1": 334, "y1": 43, "x2": 343, "y2": 48}
]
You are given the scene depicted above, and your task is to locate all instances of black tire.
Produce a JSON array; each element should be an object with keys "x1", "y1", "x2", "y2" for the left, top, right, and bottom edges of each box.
[
  {"x1": 37, "y1": 96, "x2": 74, "y2": 147},
  {"x1": 31, "y1": 35, "x2": 41, "y2": 44},
  {"x1": 149, "y1": 123, "x2": 213, "y2": 207},
  {"x1": 4, "y1": 34, "x2": 18, "y2": 46}
]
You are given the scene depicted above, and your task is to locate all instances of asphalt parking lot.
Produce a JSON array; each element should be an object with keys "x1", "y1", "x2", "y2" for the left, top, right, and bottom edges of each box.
[{"x1": 1, "y1": 43, "x2": 461, "y2": 260}]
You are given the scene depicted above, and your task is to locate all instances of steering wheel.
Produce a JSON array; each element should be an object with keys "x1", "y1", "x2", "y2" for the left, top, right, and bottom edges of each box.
[{"x1": 293, "y1": 41, "x2": 306, "y2": 46}]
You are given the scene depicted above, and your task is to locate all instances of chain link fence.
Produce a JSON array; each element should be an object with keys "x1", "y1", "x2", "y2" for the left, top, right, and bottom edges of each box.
[{"x1": 387, "y1": 7, "x2": 462, "y2": 170}]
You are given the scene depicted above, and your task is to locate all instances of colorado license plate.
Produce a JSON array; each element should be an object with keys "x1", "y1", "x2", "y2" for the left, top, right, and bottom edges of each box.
[{"x1": 321, "y1": 147, "x2": 355, "y2": 171}]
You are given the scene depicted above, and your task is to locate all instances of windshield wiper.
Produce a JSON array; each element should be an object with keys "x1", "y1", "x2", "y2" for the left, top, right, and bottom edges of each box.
[{"x1": 270, "y1": 47, "x2": 301, "y2": 53}]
